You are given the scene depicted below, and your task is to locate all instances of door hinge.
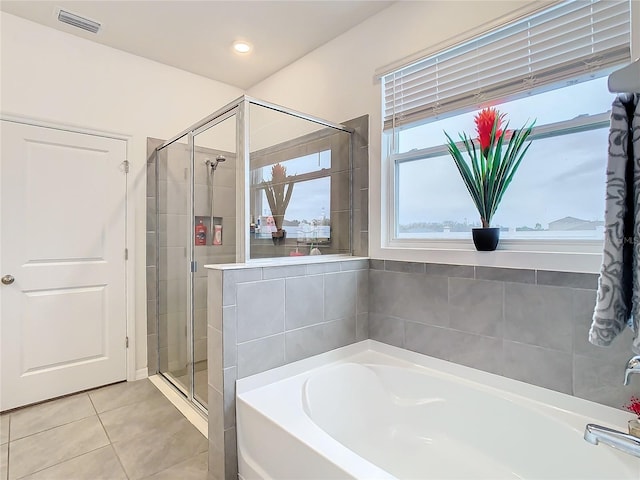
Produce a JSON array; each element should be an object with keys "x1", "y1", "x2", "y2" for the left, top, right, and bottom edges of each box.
[
  {"x1": 122, "y1": 160, "x2": 130, "y2": 174},
  {"x1": 125, "y1": 336, "x2": 129, "y2": 348},
  {"x1": 125, "y1": 248, "x2": 129, "y2": 260}
]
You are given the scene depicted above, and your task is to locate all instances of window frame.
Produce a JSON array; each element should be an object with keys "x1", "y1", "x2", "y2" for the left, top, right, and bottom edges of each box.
[{"x1": 376, "y1": 0, "x2": 637, "y2": 274}]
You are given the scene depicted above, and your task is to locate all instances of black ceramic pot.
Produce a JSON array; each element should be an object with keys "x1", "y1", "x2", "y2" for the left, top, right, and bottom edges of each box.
[
  {"x1": 472, "y1": 227, "x2": 500, "y2": 251},
  {"x1": 272, "y1": 229, "x2": 287, "y2": 246}
]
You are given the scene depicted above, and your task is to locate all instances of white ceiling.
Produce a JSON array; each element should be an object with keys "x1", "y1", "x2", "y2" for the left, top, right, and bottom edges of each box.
[{"x1": 1, "y1": 0, "x2": 393, "y2": 90}]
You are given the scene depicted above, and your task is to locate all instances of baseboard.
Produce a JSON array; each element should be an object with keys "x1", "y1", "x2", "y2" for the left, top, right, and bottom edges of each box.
[{"x1": 135, "y1": 367, "x2": 148, "y2": 380}]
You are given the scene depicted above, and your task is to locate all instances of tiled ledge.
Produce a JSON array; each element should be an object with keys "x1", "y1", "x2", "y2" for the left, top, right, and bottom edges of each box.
[
  {"x1": 204, "y1": 255, "x2": 368, "y2": 270},
  {"x1": 369, "y1": 259, "x2": 599, "y2": 290}
]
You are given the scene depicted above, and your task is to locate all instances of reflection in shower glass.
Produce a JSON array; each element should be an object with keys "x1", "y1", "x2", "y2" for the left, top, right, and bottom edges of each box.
[{"x1": 249, "y1": 103, "x2": 351, "y2": 259}]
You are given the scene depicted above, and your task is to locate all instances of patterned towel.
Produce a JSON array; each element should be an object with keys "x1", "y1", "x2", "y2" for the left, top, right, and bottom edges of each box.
[{"x1": 590, "y1": 95, "x2": 640, "y2": 354}]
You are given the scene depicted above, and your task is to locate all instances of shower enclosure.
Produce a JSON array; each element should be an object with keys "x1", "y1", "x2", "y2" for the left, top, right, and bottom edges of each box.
[{"x1": 151, "y1": 96, "x2": 354, "y2": 412}]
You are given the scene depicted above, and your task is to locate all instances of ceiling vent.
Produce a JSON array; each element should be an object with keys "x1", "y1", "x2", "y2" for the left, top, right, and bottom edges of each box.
[{"x1": 57, "y1": 9, "x2": 101, "y2": 34}]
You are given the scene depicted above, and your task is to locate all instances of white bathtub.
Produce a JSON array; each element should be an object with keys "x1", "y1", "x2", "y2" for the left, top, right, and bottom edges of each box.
[{"x1": 236, "y1": 340, "x2": 640, "y2": 479}]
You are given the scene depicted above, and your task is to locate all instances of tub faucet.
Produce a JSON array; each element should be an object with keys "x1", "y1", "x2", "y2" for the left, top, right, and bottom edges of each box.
[
  {"x1": 584, "y1": 424, "x2": 640, "y2": 458},
  {"x1": 624, "y1": 355, "x2": 640, "y2": 385}
]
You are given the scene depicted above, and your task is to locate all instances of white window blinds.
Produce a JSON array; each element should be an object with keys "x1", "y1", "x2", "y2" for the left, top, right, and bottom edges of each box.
[{"x1": 383, "y1": 0, "x2": 631, "y2": 131}]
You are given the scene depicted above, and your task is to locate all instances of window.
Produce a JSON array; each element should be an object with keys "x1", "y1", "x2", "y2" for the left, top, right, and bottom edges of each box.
[{"x1": 383, "y1": 0, "x2": 631, "y2": 247}]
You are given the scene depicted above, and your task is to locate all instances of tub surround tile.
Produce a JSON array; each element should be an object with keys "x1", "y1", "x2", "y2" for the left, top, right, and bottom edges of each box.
[
  {"x1": 284, "y1": 317, "x2": 355, "y2": 364},
  {"x1": 208, "y1": 270, "x2": 223, "y2": 330},
  {"x1": 476, "y1": 266, "x2": 535, "y2": 284},
  {"x1": 223, "y1": 367, "x2": 237, "y2": 430},
  {"x1": 384, "y1": 260, "x2": 425, "y2": 274},
  {"x1": 8, "y1": 416, "x2": 109, "y2": 480},
  {"x1": 356, "y1": 270, "x2": 369, "y2": 315},
  {"x1": 356, "y1": 313, "x2": 369, "y2": 342},
  {"x1": 448, "y1": 278, "x2": 504, "y2": 338},
  {"x1": 22, "y1": 445, "x2": 127, "y2": 480},
  {"x1": 369, "y1": 313, "x2": 404, "y2": 348},
  {"x1": 113, "y1": 418, "x2": 207, "y2": 480},
  {"x1": 208, "y1": 327, "x2": 223, "y2": 392},
  {"x1": 222, "y1": 306, "x2": 237, "y2": 368},
  {"x1": 222, "y1": 269, "x2": 262, "y2": 306},
  {"x1": 504, "y1": 283, "x2": 573, "y2": 353},
  {"x1": 369, "y1": 270, "x2": 449, "y2": 327},
  {"x1": 237, "y1": 334, "x2": 285, "y2": 378},
  {"x1": 285, "y1": 275, "x2": 324, "y2": 329},
  {"x1": 9, "y1": 393, "x2": 95, "y2": 441},
  {"x1": 223, "y1": 428, "x2": 237, "y2": 480},
  {"x1": 262, "y1": 265, "x2": 307, "y2": 280},
  {"x1": 208, "y1": 387, "x2": 224, "y2": 453},
  {"x1": 340, "y1": 259, "x2": 368, "y2": 271},
  {"x1": 503, "y1": 341, "x2": 573, "y2": 394},
  {"x1": 425, "y1": 263, "x2": 475, "y2": 279},
  {"x1": 236, "y1": 280, "x2": 285, "y2": 342},
  {"x1": 324, "y1": 271, "x2": 356, "y2": 321},
  {"x1": 573, "y1": 353, "x2": 633, "y2": 409},
  {"x1": 537, "y1": 270, "x2": 599, "y2": 290},
  {"x1": 369, "y1": 259, "x2": 384, "y2": 270}
]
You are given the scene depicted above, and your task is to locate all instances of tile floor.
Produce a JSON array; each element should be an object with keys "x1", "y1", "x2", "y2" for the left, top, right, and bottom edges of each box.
[{"x1": 0, "y1": 379, "x2": 208, "y2": 480}]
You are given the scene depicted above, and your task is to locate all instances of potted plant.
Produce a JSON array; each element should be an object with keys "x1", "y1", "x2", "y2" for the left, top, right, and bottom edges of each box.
[
  {"x1": 262, "y1": 163, "x2": 294, "y2": 245},
  {"x1": 445, "y1": 107, "x2": 535, "y2": 251}
]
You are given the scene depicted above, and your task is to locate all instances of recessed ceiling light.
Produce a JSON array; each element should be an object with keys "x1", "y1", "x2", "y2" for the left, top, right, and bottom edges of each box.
[{"x1": 232, "y1": 41, "x2": 252, "y2": 54}]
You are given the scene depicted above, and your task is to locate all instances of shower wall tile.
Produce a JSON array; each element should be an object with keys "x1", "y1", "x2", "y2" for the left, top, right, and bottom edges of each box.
[{"x1": 262, "y1": 265, "x2": 307, "y2": 280}]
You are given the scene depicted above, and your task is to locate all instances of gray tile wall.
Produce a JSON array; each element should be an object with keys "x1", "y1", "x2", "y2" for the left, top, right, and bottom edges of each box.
[
  {"x1": 368, "y1": 259, "x2": 639, "y2": 409},
  {"x1": 206, "y1": 259, "x2": 369, "y2": 480}
]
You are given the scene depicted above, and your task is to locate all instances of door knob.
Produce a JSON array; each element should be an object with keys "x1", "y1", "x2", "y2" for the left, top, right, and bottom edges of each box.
[{"x1": 1, "y1": 275, "x2": 15, "y2": 285}]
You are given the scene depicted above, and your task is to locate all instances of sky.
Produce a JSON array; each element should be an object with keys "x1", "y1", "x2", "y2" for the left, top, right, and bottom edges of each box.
[{"x1": 395, "y1": 76, "x2": 614, "y2": 230}]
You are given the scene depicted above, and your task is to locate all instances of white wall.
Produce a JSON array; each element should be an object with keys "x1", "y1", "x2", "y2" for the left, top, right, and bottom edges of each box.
[
  {"x1": 0, "y1": 12, "x2": 243, "y2": 374},
  {"x1": 247, "y1": 0, "x2": 615, "y2": 272}
]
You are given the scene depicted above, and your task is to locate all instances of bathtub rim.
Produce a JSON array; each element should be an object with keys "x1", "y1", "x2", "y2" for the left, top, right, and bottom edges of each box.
[{"x1": 237, "y1": 339, "x2": 635, "y2": 427}]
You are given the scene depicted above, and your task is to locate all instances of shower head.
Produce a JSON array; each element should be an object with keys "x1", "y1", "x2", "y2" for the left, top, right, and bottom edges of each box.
[{"x1": 205, "y1": 155, "x2": 226, "y2": 172}]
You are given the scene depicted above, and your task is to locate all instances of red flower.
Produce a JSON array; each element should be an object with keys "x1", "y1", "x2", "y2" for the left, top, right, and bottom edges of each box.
[
  {"x1": 474, "y1": 107, "x2": 505, "y2": 155},
  {"x1": 625, "y1": 396, "x2": 640, "y2": 416}
]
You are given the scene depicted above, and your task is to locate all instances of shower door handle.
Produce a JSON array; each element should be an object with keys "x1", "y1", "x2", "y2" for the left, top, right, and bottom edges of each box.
[{"x1": 1, "y1": 274, "x2": 14, "y2": 285}]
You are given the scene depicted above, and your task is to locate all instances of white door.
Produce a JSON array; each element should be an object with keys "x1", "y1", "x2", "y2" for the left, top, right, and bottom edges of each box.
[{"x1": 0, "y1": 121, "x2": 127, "y2": 411}]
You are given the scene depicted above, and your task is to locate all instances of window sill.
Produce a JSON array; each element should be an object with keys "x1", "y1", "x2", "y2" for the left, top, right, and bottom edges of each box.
[{"x1": 379, "y1": 240, "x2": 603, "y2": 274}]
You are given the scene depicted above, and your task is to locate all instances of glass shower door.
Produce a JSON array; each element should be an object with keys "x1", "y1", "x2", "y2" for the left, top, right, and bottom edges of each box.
[{"x1": 157, "y1": 133, "x2": 192, "y2": 397}]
